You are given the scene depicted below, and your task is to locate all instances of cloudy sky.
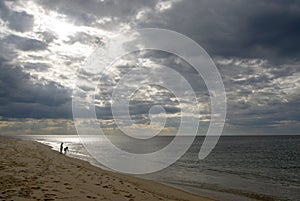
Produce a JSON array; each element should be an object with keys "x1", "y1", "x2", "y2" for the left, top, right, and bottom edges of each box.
[{"x1": 0, "y1": 0, "x2": 299, "y2": 136}]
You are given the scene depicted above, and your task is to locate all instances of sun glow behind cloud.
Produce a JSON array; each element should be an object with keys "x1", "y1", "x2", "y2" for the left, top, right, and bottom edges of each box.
[{"x1": 0, "y1": 1, "x2": 118, "y2": 90}]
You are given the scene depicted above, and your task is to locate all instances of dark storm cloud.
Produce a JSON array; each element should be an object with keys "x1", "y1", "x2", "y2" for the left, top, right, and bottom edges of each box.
[
  {"x1": 0, "y1": 1, "x2": 34, "y2": 32},
  {"x1": 138, "y1": 0, "x2": 300, "y2": 61},
  {"x1": 32, "y1": 0, "x2": 300, "y2": 62},
  {"x1": 218, "y1": 59, "x2": 300, "y2": 134},
  {"x1": 0, "y1": 59, "x2": 72, "y2": 118},
  {"x1": 225, "y1": 98, "x2": 300, "y2": 134},
  {"x1": 129, "y1": 100, "x2": 180, "y2": 116}
]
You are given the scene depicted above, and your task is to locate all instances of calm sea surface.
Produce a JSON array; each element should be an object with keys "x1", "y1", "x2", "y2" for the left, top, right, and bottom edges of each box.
[{"x1": 9, "y1": 135, "x2": 300, "y2": 201}]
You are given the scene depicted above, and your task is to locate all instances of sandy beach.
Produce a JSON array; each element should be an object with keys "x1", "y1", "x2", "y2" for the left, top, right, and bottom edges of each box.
[{"x1": 0, "y1": 137, "x2": 214, "y2": 201}]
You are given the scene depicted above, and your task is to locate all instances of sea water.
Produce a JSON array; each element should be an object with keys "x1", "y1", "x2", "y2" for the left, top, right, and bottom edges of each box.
[{"x1": 10, "y1": 135, "x2": 300, "y2": 201}]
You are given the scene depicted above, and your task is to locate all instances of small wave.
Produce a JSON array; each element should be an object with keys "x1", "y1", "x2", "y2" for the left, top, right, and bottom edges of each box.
[
  {"x1": 206, "y1": 168, "x2": 300, "y2": 187},
  {"x1": 166, "y1": 180, "x2": 288, "y2": 201}
]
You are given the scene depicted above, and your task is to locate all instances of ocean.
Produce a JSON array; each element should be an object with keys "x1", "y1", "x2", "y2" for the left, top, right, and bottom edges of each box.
[{"x1": 11, "y1": 135, "x2": 300, "y2": 201}]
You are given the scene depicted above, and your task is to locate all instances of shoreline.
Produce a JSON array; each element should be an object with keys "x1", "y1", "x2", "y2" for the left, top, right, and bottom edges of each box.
[{"x1": 0, "y1": 136, "x2": 215, "y2": 201}]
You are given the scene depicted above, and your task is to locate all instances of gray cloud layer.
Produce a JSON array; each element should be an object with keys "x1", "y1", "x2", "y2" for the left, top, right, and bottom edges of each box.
[
  {"x1": 137, "y1": 0, "x2": 300, "y2": 62},
  {"x1": 0, "y1": 58, "x2": 72, "y2": 118},
  {"x1": 0, "y1": 1, "x2": 34, "y2": 32},
  {"x1": 0, "y1": 0, "x2": 299, "y2": 135}
]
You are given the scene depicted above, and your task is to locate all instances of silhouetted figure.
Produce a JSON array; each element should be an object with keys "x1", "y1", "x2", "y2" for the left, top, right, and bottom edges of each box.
[
  {"x1": 64, "y1": 147, "x2": 68, "y2": 155},
  {"x1": 60, "y1": 142, "x2": 64, "y2": 154}
]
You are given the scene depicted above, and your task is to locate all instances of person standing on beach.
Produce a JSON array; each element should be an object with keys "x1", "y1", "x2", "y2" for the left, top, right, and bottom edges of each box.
[{"x1": 60, "y1": 142, "x2": 63, "y2": 154}]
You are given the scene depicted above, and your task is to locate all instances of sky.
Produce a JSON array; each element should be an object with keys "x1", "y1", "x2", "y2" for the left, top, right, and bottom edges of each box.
[{"x1": 0, "y1": 0, "x2": 299, "y2": 136}]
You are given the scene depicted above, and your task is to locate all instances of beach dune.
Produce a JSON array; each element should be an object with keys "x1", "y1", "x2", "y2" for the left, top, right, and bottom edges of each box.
[{"x1": 0, "y1": 137, "x2": 214, "y2": 201}]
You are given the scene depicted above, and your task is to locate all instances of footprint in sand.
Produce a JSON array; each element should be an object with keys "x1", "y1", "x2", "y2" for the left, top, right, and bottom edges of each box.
[
  {"x1": 44, "y1": 193, "x2": 56, "y2": 201},
  {"x1": 86, "y1": 195, "x2": 97, "y2": 199},
  {"x1": 124, "y1": 193, "x2": 135, "y2": 198}
]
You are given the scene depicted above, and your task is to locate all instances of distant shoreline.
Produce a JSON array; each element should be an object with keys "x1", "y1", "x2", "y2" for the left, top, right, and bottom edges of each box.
[{"x1": 0, "y1": 136, "x2": 215, "y2": 201}]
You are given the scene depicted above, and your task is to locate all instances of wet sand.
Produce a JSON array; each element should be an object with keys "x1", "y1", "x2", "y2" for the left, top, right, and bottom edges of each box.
[{"x1": 0, "y1": 137, "x2": 215, "y2": 201}]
